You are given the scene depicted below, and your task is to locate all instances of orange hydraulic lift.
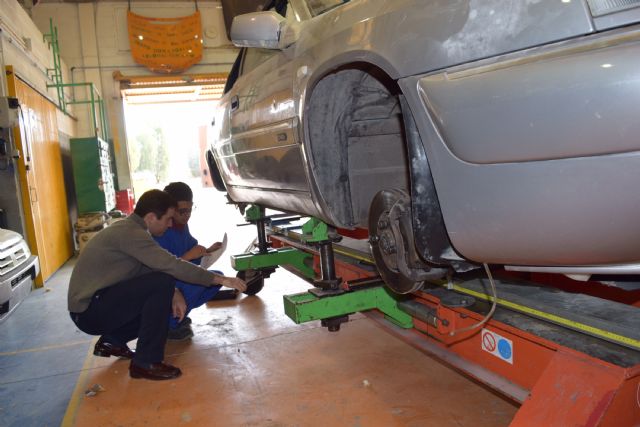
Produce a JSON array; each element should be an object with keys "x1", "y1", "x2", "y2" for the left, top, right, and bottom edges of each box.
[{"x1": 247, "y1": 216, "x2": 640, "y2": 426}]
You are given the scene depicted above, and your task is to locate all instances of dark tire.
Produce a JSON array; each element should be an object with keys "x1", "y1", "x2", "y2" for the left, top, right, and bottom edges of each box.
[{"x1": 237, "y1": 269, "x2": 265, "y2": 296}]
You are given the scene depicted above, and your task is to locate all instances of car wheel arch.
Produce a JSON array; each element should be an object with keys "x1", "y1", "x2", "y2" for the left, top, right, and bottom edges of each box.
[
  {"x1": 303, "y1": 62, "x2": 405, "y2": 227},
  {"x1": 302, "y1": 62, "x2": 476, "y2": 272},
  {"x1": 206, "y1": 149, "x2": 228, "y2": 193}
]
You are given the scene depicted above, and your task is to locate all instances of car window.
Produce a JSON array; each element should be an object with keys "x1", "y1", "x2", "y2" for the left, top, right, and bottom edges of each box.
[{"x1": 304, "y1": 0, "x2": 348, "y2": 16}]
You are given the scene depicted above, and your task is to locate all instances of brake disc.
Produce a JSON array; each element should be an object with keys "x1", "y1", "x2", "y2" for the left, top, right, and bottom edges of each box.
[{"x1": 369, "y1": 189, "x2": 425, "y2": 294}]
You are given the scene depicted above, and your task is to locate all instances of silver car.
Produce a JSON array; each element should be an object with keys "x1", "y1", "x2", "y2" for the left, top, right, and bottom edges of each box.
[{"x1": 210, "y1": 0, "x2": 640, "y2": 293}]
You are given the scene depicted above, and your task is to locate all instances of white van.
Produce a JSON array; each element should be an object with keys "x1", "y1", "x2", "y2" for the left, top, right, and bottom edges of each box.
[{"x1": 0, "y1": 228, "x2": 39, "y2": 323}]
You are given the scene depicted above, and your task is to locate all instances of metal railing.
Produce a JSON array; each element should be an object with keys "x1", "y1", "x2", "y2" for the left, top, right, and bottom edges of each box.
[{"x1": 43, "y1": 18, "x2": 109, "y2": 141}]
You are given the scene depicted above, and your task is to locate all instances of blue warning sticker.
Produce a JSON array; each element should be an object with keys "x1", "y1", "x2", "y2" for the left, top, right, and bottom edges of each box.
[{"x1": 481, "y1": 328, "x2": 513, "y2": 364}]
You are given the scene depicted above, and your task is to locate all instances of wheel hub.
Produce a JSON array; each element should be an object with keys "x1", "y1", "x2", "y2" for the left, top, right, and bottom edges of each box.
[{"x1": 369, "y1": 189, "x2": 424, "y2": 294}]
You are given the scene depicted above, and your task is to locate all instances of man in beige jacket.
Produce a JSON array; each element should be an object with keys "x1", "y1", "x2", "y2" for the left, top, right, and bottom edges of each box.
[{"x1": 68, "y1": 189, "x2": 246, "y2": 380}]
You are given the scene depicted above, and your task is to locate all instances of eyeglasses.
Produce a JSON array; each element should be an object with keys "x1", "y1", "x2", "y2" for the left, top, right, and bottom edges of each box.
[{"x1": 177, "y1": 206, "x2": 195, "y2": 215}]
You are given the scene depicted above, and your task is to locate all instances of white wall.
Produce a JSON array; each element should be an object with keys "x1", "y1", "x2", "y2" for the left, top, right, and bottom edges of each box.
[
  {"x1": 31, "y1": 1, "x2": 239, "y2": 191},
  {"x1": 0, "y1": 0, "x2": 74, "y2": 108},
  {"x1": 0, "y1": 0, "x2": 77, "y2": 235}
]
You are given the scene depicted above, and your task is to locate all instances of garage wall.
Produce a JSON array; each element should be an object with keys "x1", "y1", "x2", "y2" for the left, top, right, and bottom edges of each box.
[
  {"x1": 0, "y1": 0, "x2": 74, "y2": 103},
  {"x1": 31, "y1": 1, "x2": 239, "y2": 191},
  {"x1": 0, "y1": 0, "x2": 77, "y2": 242}
]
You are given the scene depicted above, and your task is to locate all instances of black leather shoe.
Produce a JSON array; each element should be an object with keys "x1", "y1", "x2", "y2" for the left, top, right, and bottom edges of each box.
[
  {"x1": 129, "y1": 362, "x2": 182, "y2": 380},
  {"x1": 93, "y1": 338, "x2": 135, "y2": 359},
  {"x1": 167, "y1": 323, "x2": 194, "y2": 341}
]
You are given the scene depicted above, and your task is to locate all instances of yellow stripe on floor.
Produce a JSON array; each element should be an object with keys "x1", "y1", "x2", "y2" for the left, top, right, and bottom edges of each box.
[
  {"x1": 0, "y1": 339, "x2": 93, "y2": 357},
  {"x1": 61, "y1": 337, "x2": 98, "y2": 427}
]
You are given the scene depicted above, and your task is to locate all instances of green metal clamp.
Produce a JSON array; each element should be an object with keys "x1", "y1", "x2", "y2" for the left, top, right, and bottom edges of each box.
[
  {"x1": 244, "y1": 204, "x2": 263, "y2": 222},
  {"x1": 300, "y1": 217, "x2": 330, "y2": 243},
  {"x1": 283, "y1": 286, "x2": 414, "y2": 329},
  {"x1": 232, "y1": 204, "x2": 316, "y2": 278}
]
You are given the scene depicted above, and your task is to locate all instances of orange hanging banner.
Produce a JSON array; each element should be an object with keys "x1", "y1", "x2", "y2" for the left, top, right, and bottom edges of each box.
[{"x1": 128, "y1": 11, "x2": 203, "y2": 74}]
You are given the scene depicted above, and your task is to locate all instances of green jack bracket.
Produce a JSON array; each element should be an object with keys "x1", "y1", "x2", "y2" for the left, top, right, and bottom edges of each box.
[
  {"x1": 244, "y1": 204, "x2": 263, "y2": 222},
  {"x1": 231, "y1": 247, "x2": 315, "y2": 279},
  {"x1": 301, "y1": 217, "x2": 330, "y2": 243},
  {"x1": 283, "y1": 286, "x2": 414, "y2": 329}
]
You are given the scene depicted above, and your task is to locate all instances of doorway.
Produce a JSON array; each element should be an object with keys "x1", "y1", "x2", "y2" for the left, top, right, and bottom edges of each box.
[{"x1": 120, "y1": 77, "x2": 254, "y2": 271}]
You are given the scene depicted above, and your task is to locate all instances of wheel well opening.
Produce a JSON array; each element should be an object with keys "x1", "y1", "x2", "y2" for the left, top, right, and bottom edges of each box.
[{"x1": 306, "y1": 63, "x2": 409, "y2": 228}]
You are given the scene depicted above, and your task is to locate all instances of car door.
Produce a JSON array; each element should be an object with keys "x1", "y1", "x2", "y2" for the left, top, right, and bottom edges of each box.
[{"x1": 215, "y1": 3, "x2": 309, "y2": 201}]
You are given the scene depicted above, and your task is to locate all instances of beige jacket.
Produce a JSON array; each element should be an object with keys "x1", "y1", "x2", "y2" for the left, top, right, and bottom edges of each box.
[{"x1": 68, "y1": 214, "x2": 215, "y2": 312}]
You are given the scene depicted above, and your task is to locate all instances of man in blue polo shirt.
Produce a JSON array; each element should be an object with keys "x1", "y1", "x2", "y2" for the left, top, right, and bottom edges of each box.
[{"x1": 154, "y1": 182, "x2": 236, "y2": 340}]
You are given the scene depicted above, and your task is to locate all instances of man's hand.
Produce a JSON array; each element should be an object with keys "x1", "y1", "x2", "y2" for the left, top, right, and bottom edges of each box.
[
  {"x1": 172, "y1": 288, "x2": 187, "y2": 322},
  {"x1": 217, "y1": 276, "x2": 247, "y2": 293},
  {"x1": 182, "y1": 244, "x2": 207, "y2": 261},
  {"x1": 206, "y1": 242, "x2": 223, "y2": 253}
]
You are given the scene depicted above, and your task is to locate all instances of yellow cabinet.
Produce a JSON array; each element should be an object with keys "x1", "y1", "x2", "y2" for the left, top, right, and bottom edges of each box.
[{"x1": 6, "y1": 66, "x2": 73, "y2": 285}]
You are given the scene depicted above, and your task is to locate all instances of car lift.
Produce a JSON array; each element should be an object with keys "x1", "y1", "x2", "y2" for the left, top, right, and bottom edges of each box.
[{"x1": 231, "y1": 206, "x2": 640, "y2": 426}]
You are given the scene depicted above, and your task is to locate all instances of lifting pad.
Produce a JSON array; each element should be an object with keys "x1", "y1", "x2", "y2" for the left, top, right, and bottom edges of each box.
[{"x1": 283, "y1": 285, "x2": 413, "y2": 328}]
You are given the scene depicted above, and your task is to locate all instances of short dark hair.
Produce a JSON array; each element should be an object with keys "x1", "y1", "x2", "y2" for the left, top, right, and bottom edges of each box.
[
  {"x1": 163, "y1": 182, "x2": 193, "y2": 203},
  {"x1": 134, "y1": 190, "x2": 177, "y2": 219}
]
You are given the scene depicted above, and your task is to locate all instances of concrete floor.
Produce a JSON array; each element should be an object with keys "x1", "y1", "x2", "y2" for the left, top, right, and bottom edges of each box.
[
  {"x1": 0, "y1": 187, "x2": 518, "y2": 426},
  {"x1": 0, "y1": 260, "x2": 91, "y2": 427},
  {"x1": 1, "y1": 258, "x2": 517, "y2": 426}
]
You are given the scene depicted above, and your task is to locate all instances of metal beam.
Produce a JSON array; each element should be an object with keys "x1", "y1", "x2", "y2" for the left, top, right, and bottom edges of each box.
[{"x1": 283, "y1": 286, "x2": 413, "y2": 328}]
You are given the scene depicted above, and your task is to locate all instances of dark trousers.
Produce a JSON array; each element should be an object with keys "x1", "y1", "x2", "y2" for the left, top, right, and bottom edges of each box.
[
  {"x1": 168, "y1": 273, "x2": 222, "y2": 329},
  {"x1": 70, "y1": 272, "x2": 175, "y2": 364}
]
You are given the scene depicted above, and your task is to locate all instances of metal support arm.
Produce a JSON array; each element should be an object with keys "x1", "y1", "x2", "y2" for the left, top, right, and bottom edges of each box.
[
  {"x1": 231, "y1": 247, "x2": 315, "y2": 279},
  {"x1": 284, "y1": 286, "x2": 414, "y2": 329}
]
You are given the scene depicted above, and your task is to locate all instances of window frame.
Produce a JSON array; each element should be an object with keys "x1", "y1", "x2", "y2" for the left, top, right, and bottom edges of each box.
[{"x1": 303, "y1": 0, "x2": 349, "y2": 17}]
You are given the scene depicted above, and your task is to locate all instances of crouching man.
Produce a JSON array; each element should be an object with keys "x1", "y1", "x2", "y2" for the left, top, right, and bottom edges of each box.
[
  {"x1": 155, "y1": 182, "x2": 237, "y2": 341},
  {"x1": 67, "y1": 189, "x2": 246, "y2": 381}
]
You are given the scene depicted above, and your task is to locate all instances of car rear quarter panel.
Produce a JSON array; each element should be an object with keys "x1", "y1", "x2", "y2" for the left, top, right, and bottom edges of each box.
[
  {"x1": 400, "y1": 29, "x2": 640, "y2": 266},
  {"x1": 419, "y1": 34, "x2": 640, "y2": 164},
  {"x1": 294, "y1": 0, "x2": 594, "y2": 80}
]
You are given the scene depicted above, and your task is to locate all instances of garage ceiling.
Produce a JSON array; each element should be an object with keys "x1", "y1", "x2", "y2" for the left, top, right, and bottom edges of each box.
[
  {"x1": 115, "y1": 71, "x2": 226, "y2": 104},
  {"x1": 36, "y1": 0, "x2": 268, "y2": 38},
  {"x1": 38, "y1": 0, "x2": 203, "y2": 2}
]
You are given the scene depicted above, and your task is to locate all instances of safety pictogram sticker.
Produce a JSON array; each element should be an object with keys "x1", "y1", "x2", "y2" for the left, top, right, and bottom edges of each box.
[
  {"x1": 481, "y1": 328, "x2": 513, "y2": 364},
  {"x1": 482, "y1": 330, "x2": 496, "y2": 352}
]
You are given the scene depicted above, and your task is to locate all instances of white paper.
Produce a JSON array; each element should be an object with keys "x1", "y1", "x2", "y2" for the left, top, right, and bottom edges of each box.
[{"x1": 200, "y1": 233, "x2": 227, "y2": 270}]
